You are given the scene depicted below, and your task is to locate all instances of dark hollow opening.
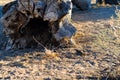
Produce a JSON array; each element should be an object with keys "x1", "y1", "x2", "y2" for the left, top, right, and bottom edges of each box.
[
  {"x1": 24, "y1": 18, "x2": 50, "y2": 35},
  {"x1": 21, "y1": 17, "x2": 54, "y2": 48}
]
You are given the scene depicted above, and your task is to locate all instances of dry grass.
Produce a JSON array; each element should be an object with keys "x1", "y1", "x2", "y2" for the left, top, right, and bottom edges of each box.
[
  {"x1": 0, "y1": 0, "x2": 120, "y2": 80},
  {"x1": 0, "y1": 0, "x2": 14, "y2": 5}
]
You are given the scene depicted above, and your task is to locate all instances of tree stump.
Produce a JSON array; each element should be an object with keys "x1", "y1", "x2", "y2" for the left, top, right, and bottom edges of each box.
[{"x1": 0, "y1": 0, "x2": 76, "y2": 49}]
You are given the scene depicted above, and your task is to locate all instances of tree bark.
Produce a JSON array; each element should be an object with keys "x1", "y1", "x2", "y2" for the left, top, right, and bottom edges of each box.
[{"x1": 0, "y1": 0, "x2": 76, "y2": 49}]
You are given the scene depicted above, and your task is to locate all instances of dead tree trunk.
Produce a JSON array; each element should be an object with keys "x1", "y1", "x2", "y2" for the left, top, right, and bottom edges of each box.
[{"x1": 0, "y1": 0, "x2": 76, "y2": 49}]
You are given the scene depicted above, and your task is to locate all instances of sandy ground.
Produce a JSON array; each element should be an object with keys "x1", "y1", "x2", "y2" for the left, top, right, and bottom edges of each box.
[{"x1": 0, "y1": 1, "x2": 120, "y2": 80}]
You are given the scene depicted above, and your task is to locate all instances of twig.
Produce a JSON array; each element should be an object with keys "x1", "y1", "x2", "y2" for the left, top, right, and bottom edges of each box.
[
  {"x1": 33, "y1": 36, "x2": 46, "y2": 50},
  {"x1": 32, "y1": 36, "x2": 53, "y2": 55}
]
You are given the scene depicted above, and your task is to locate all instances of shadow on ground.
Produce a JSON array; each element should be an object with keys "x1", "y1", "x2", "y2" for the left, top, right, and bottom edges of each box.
[{"x1": 72, "y1": 6, "x2": 120, "y2": 22}]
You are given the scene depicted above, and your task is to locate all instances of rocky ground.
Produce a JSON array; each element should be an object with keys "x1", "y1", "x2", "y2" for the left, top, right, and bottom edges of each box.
[{"x1": 0, "y1": 1, "x2": 120, "y2": 80}]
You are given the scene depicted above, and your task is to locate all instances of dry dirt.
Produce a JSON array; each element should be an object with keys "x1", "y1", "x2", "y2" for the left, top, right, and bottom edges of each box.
[{"x1": 0, "y1": 1, "x2": 120, "y2": 80}]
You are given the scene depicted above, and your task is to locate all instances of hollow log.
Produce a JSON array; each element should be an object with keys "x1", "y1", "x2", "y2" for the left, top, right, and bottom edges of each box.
[{"x1": 0, "y1": 0, "x2": 76, "y2": 49}]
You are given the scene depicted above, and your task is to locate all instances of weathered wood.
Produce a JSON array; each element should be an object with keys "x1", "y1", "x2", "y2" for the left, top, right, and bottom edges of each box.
[
  {"x1": 0, "y1": 0, "x2": 76, "y2": 49},
  {"x1": 44, "y1": 0, "x2": 72, "y2": 22},
  {"x1": 2, "y1": 1, "x2": 17, "y2": 14}
]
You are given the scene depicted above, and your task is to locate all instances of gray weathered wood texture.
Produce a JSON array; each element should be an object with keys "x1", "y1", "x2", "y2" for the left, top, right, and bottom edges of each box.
[{"x1": 0, "y1": 0, "x2": 76, "y2": 49}]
